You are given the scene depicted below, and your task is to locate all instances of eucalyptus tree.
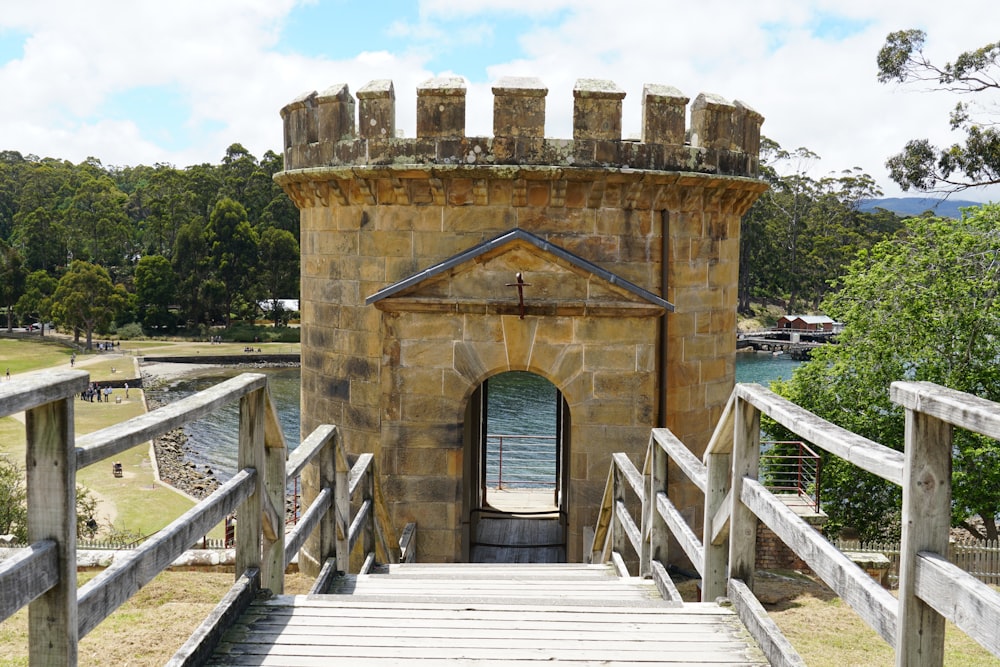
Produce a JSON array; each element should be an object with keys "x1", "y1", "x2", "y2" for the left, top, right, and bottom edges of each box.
[
  {"x1": 206, "y1": 197, "x2": 258, "y2": 327},
  {"x1": 878, "y1": 29, "x2": 1000, "y2": 192},
  {"x1": 775, "y1": 205, "x2": 1000, "y2": 541},
  {"x1": 50, "y1": 260, "x2": 129, "y2": 349},
  {"x1": 15, "y1": 270, "x2": 56, "y2": 337},
  {"x1": 134, "y1": 254, "x2": 177, "y2": 330},
  {"x1": 257, "y1": 226, "x2": 300, "y2": 326},
  {"x1": 0, "y1": 240, "x2": 27, "y2": 331}
]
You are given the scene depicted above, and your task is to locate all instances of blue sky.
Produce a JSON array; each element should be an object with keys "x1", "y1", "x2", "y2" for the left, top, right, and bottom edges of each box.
[{"x1": 0, "y1": 0, "x2": 997, "y2": 200}]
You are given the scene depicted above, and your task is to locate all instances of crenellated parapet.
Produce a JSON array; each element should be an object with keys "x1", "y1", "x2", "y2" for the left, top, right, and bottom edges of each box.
[{"x1": 279, "y1": 76, "x2": 763, "y2": 177}]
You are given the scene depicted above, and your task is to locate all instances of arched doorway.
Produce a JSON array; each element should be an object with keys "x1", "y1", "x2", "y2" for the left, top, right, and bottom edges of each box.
[{"x1": 464, "y1": 371, "x2": 569, "y2": 563}]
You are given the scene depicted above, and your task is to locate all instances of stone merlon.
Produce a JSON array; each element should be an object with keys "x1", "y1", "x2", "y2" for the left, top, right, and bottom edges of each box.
[{"x1": 279, "y1": 76, "x2": 764, "y2": 177}]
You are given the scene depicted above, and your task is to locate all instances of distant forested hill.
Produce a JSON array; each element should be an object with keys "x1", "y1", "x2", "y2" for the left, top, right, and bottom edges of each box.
[{"x1": 859, "y1": 197, "x2": 985, "y2": 219}]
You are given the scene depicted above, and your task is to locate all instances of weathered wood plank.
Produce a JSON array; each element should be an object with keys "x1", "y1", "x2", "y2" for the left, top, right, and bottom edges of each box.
[
  {"x1": 701, "y1": 450, "x2": 730, "y2": 600},
  {"x1": 895, "y1": 409, "x2": 951, "y2": 666},
  {"x1": 348, "y1": 453, "x2": 373, "y2": 497},
  {"x1": 892, "y1": 380, "x2": 1000, "y2": 441},
  {"x1": 614, "y1": 499, "x2": 642, "y2": 557},
  {"x1": 166, "y1": 568, "x2": 260, "y2": 667},
  {"x1": 652, "y1": 428, "x2": 707, "y2": 492},
  {"x1": 741, "y1": 479, "x2": 897, "y2": 643},
  {"x1": 702, "y1": 391, "x2": 736, "y2": 457},
  {"x1": 591, "y1": 465, "x2": 614, "y2": 563},
  {"x1": 729, "y1": 398, "x2": 760, "y2": 588},
  {"x1": 728, "y1": 578, "x2": 806, "y2": 667},
  {"x1": 262, "y1": 386, "x2": 288, "y2": 451},
  {"x1": 613, "y1": 452, "x2": 645, "y2": 504},
  {"x1": 26, "y1": 395, "x2": 78, "y2": 666},
  {"x1": 0, "y1": 540, "x2": 58, "y2": 623},
  {"x1": 261, "y1": 387, "x2": 288, "y2": 594},
  {"x1": 734, "y1": 384, "x2": 904, "y2": 485},
  {"x1": 649, "y1": 559, "x2": 684, "y2": 605},
  {"x1": 709, "y1": 487, "x2": 732, "y2": 547},
  {"x1": 0, "y1": 369, "x2": 88, "y2": 418},
  {"x1": 348, "y1": 499, "x2": 373, "y2": 554},
  {"x1": 398, "y1": 522, "x2": 416, "y2": 563},
  {"x1": 75, "y1": 373, "x2": 267, "y2": 469},
  {"x1": 236, "y1": 389, "x2": 266, "y2": 587},
  {"x1": 308, "y1": 558, "x2": 339, "y2": 595},
  {"x1": 285, "y1": 424, "x2": 336, "y2": 481},
  {"x1": 285, "y1": 488, "x2": 331, "y2": 568},
  {"x1": 655, "y1": 492, "x2": 704, "y2": 575},
  {"x1": 76, "y1": 469, "x2": 256, "y2": 638},
  {"x1": 209, "y1": 640, "x2": 762, "y2": 662},
  {"x1": 914, "y1": 551, "x2": 1000, "y2": 658}
]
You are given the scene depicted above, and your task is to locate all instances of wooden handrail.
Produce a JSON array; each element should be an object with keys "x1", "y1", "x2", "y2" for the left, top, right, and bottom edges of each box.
[
  {"x1": 592, "y1": 379, "x2": 1000, "y2": 666},
  {"x1": 3, "y1": 369, "x2": 412, "y2": 665}
]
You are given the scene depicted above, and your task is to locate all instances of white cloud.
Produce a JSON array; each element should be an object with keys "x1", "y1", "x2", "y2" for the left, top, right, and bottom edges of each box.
[{"x1": 1, "y1": 0, "x2": 997, "y2": 200}]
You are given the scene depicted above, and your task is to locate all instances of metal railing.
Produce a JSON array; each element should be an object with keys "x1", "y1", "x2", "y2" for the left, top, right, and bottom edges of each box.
[
  {"x1": 760, "y1": 440, "x2": 821, "y2": 513},
  {"x1": 485, "y1": 434, "x2": 557, "y2": 490}
]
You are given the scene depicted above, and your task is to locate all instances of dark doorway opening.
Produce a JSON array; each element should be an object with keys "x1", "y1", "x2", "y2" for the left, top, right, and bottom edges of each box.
[{"x1": 465, "y1": 372, "x2": 569, "y2": 563}]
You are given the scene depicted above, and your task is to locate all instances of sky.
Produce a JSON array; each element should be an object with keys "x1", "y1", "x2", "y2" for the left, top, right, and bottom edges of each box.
[{"x1": 0, "y1": 0, "x2": 997, "y2": 201}]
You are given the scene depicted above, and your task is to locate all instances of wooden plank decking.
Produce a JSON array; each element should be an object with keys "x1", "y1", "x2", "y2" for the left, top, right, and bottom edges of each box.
[{"x1": 207, "y1": 563, "x2": 768, "y2": 666}]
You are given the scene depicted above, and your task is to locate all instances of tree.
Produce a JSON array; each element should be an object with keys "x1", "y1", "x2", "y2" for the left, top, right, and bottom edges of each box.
[
  {"x1": 774, "y1": 204, "x2": 1000, "y2": 541},
  {"x1": 257, "y1": 227, "x2": 299, "y2": 326},
  {"x1": 134, "y1": 254, "x2": 177, "y2": 330},
  {"x1": 878, "y1": 29, "x2": 1000, "y2": 192},
  {"x1": 207, "y1": 198, "x2": 258, "y2": 327},
  {"x1": 738, "y1": 139, "x2": 896, "y2": 314},
  {"x1": 15, "y1": 270, "x2": 56, "y2": 337},
  {"x1": 50, "y1": 260, "x2": 128, "y2": 349},
  {"x1": 0, "y1": 457, "x2": 98, "y2": 542},
  {"x1": 0, "y1": 241, "x2": 27, "y2": 331},
  {"x1": 0, "y1": 457, "x2": 27, "y2": 540}
]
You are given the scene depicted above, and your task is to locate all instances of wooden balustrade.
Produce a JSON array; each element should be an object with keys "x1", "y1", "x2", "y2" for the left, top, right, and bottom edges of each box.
[
  {"x1": 0, "y1": 370, "x2": 413, "y2": 666},
  {"x1": 592, "y1": 380, "x2": 1000, "y2": 667}
]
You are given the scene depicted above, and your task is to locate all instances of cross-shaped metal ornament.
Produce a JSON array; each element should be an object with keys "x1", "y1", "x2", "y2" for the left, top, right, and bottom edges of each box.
[{"x1": 506, "y1": 272, "x2": 531, "y2": 319}]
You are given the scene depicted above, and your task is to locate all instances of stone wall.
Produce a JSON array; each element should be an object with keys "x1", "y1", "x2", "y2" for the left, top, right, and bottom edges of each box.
[{"x1": 276, "y1": 76, "x2": 767, "y2": 571}]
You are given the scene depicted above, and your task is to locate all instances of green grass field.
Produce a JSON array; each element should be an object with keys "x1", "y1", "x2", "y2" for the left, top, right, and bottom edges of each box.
[{"x1": 0, "y1": 337, "x2": 261, "y2": 538}]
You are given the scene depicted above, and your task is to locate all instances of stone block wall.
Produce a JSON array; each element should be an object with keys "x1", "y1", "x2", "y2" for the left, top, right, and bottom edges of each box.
[{"x1": 276, "y1": 76, "x2": 767, "y2": 571}]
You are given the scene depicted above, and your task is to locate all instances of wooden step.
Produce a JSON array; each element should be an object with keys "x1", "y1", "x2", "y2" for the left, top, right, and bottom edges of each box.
[
  {"x1": 206, "y1": 563, "x2": 768, "y2": 665},
  {"x1": 208, "y1": 596, "x2": 768, "y2": 666}
]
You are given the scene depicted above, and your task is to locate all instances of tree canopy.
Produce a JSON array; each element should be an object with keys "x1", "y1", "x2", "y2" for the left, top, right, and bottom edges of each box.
[
  {"x1": 739, "y1": 139, "x2": 901, "y2": 314},
  {"x1": 774, "y1": 204, "x2": 1000, "y2": 541},
  {"x1": 0, "y1": 144, "x2": 299, "y2": 334},
  {"x1": 878, "y1": 29, "x2": 1000, "y2": 193}
]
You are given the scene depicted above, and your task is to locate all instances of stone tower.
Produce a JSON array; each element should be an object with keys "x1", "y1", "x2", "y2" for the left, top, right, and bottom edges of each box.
[{"x1": 275, "y1": 76, "x2": 766, "y2": 572}]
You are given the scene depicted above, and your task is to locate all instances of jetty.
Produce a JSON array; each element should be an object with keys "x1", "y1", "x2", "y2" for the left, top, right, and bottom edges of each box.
[
  {"x1": 737, "y1": 329, "x2": 835, "y2": 360},
  {"x1": 3, "y1": 369, "x2": 1000, "y2": 665}
]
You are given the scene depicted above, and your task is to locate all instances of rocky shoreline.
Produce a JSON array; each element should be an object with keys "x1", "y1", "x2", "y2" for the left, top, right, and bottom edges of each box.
[
  {"x1": 146, "y1": 395, "x2": 222, "y2": 500},
  {"x1": 142, "y1": 360, "x2": 298, "y2": 501}
]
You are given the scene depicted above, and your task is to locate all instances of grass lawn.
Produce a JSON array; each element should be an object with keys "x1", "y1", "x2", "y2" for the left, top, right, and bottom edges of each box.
[
  {"x1": 0, "y1": 338, "x2": 231, "y2": 538},
  {"x1": 0, "y1": 337, "x2": 73, "y2": 375}
]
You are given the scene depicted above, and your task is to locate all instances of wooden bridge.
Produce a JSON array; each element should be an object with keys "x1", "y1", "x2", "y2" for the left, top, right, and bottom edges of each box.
[{"x1": 3, "y1": 370, "x2": 1000, "y2": 665}]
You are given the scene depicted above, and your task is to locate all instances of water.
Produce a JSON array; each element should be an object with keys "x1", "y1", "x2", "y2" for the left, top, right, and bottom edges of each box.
[
  {"x1": 145, "y1": 367, "x2": 300, "y2": 483},
  {"x1": 485, "y1": 372, "x2": 558, "y2": 489},
  {"x1": 735, "y1": 351, "x2": 802, "y2": 386},
  {"x1": 149, "y1": 356, "x2": 803, "y2": 484}
]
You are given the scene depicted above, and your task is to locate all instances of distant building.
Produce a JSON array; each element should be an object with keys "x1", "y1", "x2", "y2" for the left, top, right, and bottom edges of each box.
[{"x1": 777, "y1": 315, "x2": 835, "y2": 332}]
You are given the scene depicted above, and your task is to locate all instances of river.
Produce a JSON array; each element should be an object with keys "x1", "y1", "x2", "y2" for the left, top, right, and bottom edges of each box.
[{"x1": 146, "y1": 353, "x2": 802, "y2": 483}]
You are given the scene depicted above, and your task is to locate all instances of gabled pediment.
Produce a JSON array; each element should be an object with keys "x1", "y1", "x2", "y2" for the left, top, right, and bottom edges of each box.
[{"x1": 366, "y1": 228, "x2": 673, "y2": 317}]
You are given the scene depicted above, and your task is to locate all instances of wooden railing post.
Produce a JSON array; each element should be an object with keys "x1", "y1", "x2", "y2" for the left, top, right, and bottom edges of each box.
[
  {"x1": 702, "y1": 448, "x2": 730, "y2": 601},
  {"x1": 642, "y1": 437, "x2": 668, "y2": 577},
  {"x1": 896, "y1": 408, "x2": 951, "y2": 667},
  {"x1": 26, "y1": 396, "x2": 78, "y2": 665},
  {"x1": 262, "y1": 388, "x2": 288, "y2": 595},
  {"x1": 729, "y1": 396, "x2": 761, "y2": 591},
  {"x1": 236, "y1": 388, "x2": 265, "y2": 581},
  {"x1": 612, "y1": 462, "x2": 626, "y2": 564},
  {"x1": 335, "y1": 444, "x2": 350, "y2": 573}
]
